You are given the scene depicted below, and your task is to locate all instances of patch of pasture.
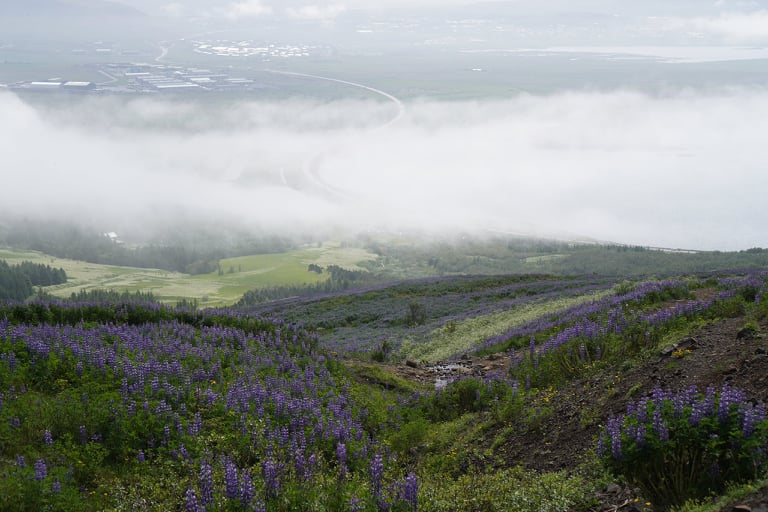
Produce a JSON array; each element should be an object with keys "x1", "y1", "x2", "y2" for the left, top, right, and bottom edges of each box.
[
  {"x1": 1, "y1": 245, "x2": 378, "y2": 307},
  {"x1": 401, "y1": 289, "x2": 613, "y2": 362}
]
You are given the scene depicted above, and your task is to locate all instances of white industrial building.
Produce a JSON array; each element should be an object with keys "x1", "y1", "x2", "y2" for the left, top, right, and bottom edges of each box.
[{"x1": 29, "y1": 82, "x2": 62, "y2": 90}]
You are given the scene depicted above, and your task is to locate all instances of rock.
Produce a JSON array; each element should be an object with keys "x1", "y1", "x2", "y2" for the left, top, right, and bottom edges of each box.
[
  {"x1": 605, "y1": 483, "x2": 622, "y2": 494},
  {"x1": 678, "y1": 337, "x2": 698, "y2": 349},
  {"x1": 756, "y1": 347, "x2": 767, "y2": 355},
  {"x1": 660, "y1": 345, "x2": 676, "y2": 357},
  {"x1": 460, "y1": 353, "x2": 470, "y2": 360},
  {"x1": 405, "y1": 360, "x2": 419, "y2": 369},
  {"x1": 738, "y1": 326, "x2": 760, "y2": 340},
  {"x1": 661, "y1": 337, "x2": 699, "y2": 356},
  {"x1": 487, "y1": 353, "x2": 499, "y2": 361}
]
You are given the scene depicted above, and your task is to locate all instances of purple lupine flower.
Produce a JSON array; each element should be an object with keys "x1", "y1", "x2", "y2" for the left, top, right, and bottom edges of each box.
[
  {"x1": 635, "y1": 424, "x2": 647, "y2": 448},
  {"x1": 189, "y1": 412, "x2": 202, "y2": 436},
  {"x1": 199, "y1": 462, "x2": 214, "y2": 506},
  {"x1": 690, "y1": 399, "x2": 707, "y2": 425},
  {"x1": 34, "y1": 458, "x2": 47, "y2": 480},
  {"x1": 606, "y1": 417, "x2": 623, "y2": 459},
  {"x1": 703, "y1": 386, "x2": 716, "y2": 416},
  {"x1": 137, "y1": 450, "x2": 145, "y2": 463},
  {"x1": 307, "y1": 452, "x2": 318, "y2": 481},
  {"x1": 741, "y1": 404, "x2": 759, "y2": 437},
  {"x1": 15, "y1": 455, "x2": 26, "y2": 468},
  {"x1": 52, "y1": 479, "x2": 62, "y2": 494},
  {"x1": 293, "y1": 448, "x2": 308, "y2": 481},
  {"x1": 718, "y1": 385, "x2": 746, "y2": 423},
  {"x1": 223, "y1": 459, "x2": 239, "y2": 500},
  {"x1": 636, "y1": 398, "x2": 649, "y2": 423},
  {"x1": 79, "y1": 425, "x2": 88, "y2": 445},
  {"x1": 262, "y1": 458, "x2": 280, "y2": 499},
  {"x1": 240, "y1": 468, "x2": 255, "y2": 507},
  {"x1": 370, "y1": 452, "x2": 384, "y2": 500},
  {"x1": 404, "y1": 472, "x2": 418, "y2": 510},
  {"x1": 337, "y1": 441, "x2": 348, "y2": 478},
  {"x1": 185, "y1": 488, "x2": 202, "y2": 512}
]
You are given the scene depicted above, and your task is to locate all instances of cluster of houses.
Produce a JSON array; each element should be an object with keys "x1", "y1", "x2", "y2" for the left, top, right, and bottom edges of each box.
[
  {"x1": 193, "y1": 40, "x2": 317, "y2": 59},
  {"x1": 9, "y1": 63, "x2": 259, "y2": 94}
]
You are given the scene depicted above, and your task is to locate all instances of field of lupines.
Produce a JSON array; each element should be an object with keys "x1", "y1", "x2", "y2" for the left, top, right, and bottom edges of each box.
[
  {"x1": 598, "y1": 384, "x2": 768, "y2": 510},
  {"x1": 2, "y1": 270, "x2": 768, "y2": 511},
  {"x1": 240, "y1": 274, "x2": 616, "y2": 359},
  {"x1": 0, "y1": 302, "x2": 420, "y2": 511},
  {"x1": 473, "y1": 274, "x2": 766, "y2": 388}
]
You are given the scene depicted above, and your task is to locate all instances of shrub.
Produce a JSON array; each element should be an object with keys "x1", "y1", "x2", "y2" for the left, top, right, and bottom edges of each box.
[
  {"x1": 420, "y1": 467, "x2": 591, "y2": 512},
  {"x1": 598, "y1": 385, "x2": 768, "y2": 511},
  {"x1": 421, "y1": 377, "x2": 517, "y2": 422},
  {"x1": 405, "y1": 302, "x2": 427, "y2": 326}
]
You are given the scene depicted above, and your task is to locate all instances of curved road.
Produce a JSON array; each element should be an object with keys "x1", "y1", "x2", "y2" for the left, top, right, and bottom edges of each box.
[
  {"x1": 156, "y1": 44, "x2": 170, "y2": 63},
  {"x1": 266, "y1": 70, "x2": 405, "y2": 127},
  {"x1": 151, "y1": 37, "x2": 405, "y2": 201},
  {"x1": 266, "y1": 69, "x2": 405, "y2": 201}
]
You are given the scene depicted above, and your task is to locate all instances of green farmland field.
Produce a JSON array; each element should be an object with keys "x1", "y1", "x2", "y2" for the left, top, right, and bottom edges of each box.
[{"x1": 0, "y1": 243, "x2": 378, "y2": 306}]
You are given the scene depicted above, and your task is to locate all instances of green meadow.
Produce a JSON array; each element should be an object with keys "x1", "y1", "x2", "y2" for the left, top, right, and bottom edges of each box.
[{"x1": 0, "y1": 243, "x2": 378, "y2": 306}]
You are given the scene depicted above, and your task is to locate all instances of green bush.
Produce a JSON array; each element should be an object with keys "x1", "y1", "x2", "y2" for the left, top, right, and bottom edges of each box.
[
  {"x1": 705, "y1": 296, "x2": 746, "y2": 319},
  {"x1": 421, "y1": 377, "x2": 517, "y2": 422},
  {"x1": 420, "y1": 467, "x2": 592, "y2": 512},
  {"x1": 598, "y1": 385, "x2": 768, "y2": 511}
]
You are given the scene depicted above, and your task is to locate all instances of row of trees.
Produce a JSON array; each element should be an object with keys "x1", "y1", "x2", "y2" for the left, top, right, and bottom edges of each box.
[
  {"x1": 0, "y1": 260, "x2": 67, "y2": 301},
  {"x1": 1, "y1": 220, "x2": 297, "y2": 275},
  {"x1": 362, "y1": 235, "x2": 768, "y2": 277}
]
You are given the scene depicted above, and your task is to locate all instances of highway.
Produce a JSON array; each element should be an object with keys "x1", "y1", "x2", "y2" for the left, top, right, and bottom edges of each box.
[{"x1": 266, "y1": 69, "x2": 405, "y2": 201}]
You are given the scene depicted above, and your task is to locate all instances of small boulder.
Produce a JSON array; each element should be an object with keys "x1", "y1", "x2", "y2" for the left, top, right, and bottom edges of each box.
[{"x1": 737, "y1": 326, "x2": 761, "y2": 340}]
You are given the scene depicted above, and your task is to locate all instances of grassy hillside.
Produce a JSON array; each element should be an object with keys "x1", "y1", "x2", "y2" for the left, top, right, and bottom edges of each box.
[
  {"x1": 0, "y1": 244, "x2": 377, "y2": 307},
  {"x1": 2, "y1": 271, "x2": 768, "y2": 510}
]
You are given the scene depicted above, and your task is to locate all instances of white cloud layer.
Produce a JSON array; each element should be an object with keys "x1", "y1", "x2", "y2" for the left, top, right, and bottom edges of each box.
[
  {"x1": 285, "y1": 3, "x2": 347, "y2": 21},
  {"x1": 689, "y1": 10, "x2": 768, "y2": 43},
  {"x1": 2, "y1": 89, "x2": 767, "y2": 250},
  {"x1": 222, "y1": 0, "x2": 273, "y2": 19}
]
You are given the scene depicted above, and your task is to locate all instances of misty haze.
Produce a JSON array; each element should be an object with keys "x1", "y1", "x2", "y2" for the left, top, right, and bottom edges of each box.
[
  {"x1": 2, "y1": 0, "x2": 768, "y2": 250},
  {"x1": 5, "y1": 2, "x2": 768, "y2": 512}
]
